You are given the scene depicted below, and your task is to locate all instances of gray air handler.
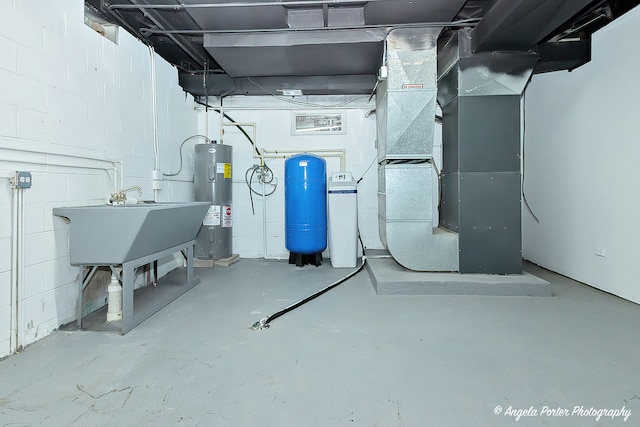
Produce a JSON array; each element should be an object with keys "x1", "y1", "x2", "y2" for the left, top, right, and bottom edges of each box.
[
  {"x1": 437, "y1": 28, "x2": 536, "y2": 274},
  {"x1": 194, "y1": 143, "x2": 233, "y2": 260},
  {"x1": 376, "y1": 27, "x2": 535, "y2": 274}
]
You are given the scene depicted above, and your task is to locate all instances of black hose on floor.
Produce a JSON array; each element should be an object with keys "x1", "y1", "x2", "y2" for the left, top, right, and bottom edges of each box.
[{"x1": 251, "y1": 236, "x2": 367, "y2": 331}]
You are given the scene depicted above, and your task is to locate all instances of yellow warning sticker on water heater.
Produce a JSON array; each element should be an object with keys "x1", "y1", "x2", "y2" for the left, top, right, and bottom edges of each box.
[{"x1": 224, "y1": 163, "x2": 231, "y2": 179}]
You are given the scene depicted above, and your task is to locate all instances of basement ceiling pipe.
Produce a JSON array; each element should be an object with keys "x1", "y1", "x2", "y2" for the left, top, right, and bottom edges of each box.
[
  {"x1": 140, "y1": 19, "x2": 480, "y2": 37},
  {"x1": 109, "y1": 1, "x2": 393, "y2": 11}
]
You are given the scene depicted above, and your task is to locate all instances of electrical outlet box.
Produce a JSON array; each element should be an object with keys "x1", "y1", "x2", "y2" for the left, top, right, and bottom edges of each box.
[
  {"x1": 594, "y1": 247, "x2": 606, "y2": 257},
  {"x1": 15, "y1": 171, "x2": 32, "y2": 188}
]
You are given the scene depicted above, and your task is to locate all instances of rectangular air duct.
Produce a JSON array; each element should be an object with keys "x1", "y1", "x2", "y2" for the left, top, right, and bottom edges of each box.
[
  {"x1": 437, "y1": 28, "x2": 537, "y2": 274},
  {"x1": 376, "y1": 28, "x2": 458, "y2": 272},
  {"x1": 203, "y1": 29, "x2": 385, "y2": 78}
]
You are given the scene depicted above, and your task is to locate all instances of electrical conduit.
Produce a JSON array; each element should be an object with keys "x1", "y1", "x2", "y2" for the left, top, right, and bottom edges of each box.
[
  {"x1": 9, "y1": 185, "x2": 19, "y2": 353},
  {"x1": 0, "y1": 146, "x2": 123, "y2": 196},
  {"x1": 5, "y1": 177, "x2": 26, "y2": 353},
  {"x1": 17, "y1": 189, "x2": 25, "y2": 348}
]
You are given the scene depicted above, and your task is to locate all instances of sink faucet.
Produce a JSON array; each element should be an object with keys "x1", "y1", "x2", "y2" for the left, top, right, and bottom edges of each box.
[{"x1": 110, "y1": 186, "x2": 142, "y2": 205}]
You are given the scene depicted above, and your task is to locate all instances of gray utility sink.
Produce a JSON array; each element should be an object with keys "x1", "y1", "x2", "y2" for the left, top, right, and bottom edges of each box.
[
  {"x1": 53, "y1": 201, "x2": 211, "y2": 334},
  {"x1": 53, "y1": 202, "x2": 210, "y2": 265}
]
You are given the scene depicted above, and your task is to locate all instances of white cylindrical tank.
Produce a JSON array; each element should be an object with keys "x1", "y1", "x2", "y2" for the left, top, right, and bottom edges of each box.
[{"x1": 327, "y1": 171, "x2": 358, "y2": 268}]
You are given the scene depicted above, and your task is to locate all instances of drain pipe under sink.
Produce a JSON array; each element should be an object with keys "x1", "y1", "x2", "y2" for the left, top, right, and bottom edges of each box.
[{"x1": 106, "y1": 273, "x2": 122, "y2": 322}]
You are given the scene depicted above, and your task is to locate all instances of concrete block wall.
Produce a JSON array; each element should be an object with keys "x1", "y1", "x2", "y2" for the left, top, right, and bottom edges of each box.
[
  {"x1": 523, "y1": 5, "x2": 640, "y2": 304},
  {"x1": 199, "y1": 96, "x2": 385, "y2": 259},
  {"x1": 0, "y1": 0, "x2": 199, "y2": 357}
]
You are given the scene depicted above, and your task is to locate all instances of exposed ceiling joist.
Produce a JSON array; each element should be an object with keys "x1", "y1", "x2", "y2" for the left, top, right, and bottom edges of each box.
[{"x1": 87, "y1": 0, "x2": 640, "y2": 96}]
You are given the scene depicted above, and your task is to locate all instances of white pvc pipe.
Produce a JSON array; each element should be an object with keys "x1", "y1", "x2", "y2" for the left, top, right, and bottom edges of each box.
[
  {"x1": 258, "y1": 148, "x2": 347, "y2": 172},
  {"x1": 196, "y1": 104, "x2": 373, "y2": 111},
  {"x1": 260, "y1": 184, "x2": 286, "y2": 260},
  {"x1": 262, "y1": 178, "x2": 268, "y2": 259},
  {"x1": 219, "y1": 117, "x2": 348, "y2": 171},
  {"x1": 221, "y1": 121, "x2": 257, "y2": 149},
  {"x1": 0, "y1": 146, "x2": 123, "y2": 195},
  {"x1": 148, "y1": 45, "x2": 159, "y2": 171},
  {"x1": 9, "y1": 187, "x2": 18, "y2": 354},
  {"x1": 110, "y1": 0, "x2": 389, "y2": 10},
  {"x1": 148, "y1": 46, "x2": 161, "y2": 202},
  {"x1": 219, "y1": 104, "x2": 224, "y2": 144},
  {"x1": 205, "y1": 96, "x2": 209, "y2": 141},
  {"x1": 17, "y1": 189, "x2": 25, "y2": 348}
]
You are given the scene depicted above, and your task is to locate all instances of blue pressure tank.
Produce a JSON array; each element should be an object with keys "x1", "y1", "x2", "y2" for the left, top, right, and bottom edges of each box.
[{"x1": 285, "y1": 154, "x2": 327, "y2": 255}]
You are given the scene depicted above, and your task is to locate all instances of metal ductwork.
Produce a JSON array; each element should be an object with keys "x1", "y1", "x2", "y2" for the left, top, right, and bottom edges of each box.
[
  {"x1": 89, "y1": 0, "x2": 637, "y2": 97},
  {"x1": 179, "y1": 73, "x2": 378, "y2": 97},
  {"x1": 203, "y1": 29, "x2": 386, "y2": 78},
  {"x1": 437, "y1": 28, "x2": 537, "y2": 274},
  {"x1": 376, "y1": 28, "x2": 459, "y2": 272}
]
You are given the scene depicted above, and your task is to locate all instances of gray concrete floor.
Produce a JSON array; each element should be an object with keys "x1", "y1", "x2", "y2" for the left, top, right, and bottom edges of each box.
[{"x1": 1, "y1": 260, "x2": 639, "y2": 426}]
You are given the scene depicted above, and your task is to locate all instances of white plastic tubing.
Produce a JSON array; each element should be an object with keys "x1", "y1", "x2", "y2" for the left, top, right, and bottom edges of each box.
[
  {"x1": 148, "y1": 45, "x2": 160, "y2": 201},
  {"x1": 258, "y1": 147, "x2": 346, "y2": 172},
  {"x1": 219, "y1": 119, "x2": 347, "y2": 171},
  {"x1": 148, "y1": 45, "x2": 159, "y2": 171},
  {"x1": 9, "y1": 183, "x2": 23, "y2": 353},
  {"x1": 0, "y1": 146, "x2": 123, "y2": 195}
]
